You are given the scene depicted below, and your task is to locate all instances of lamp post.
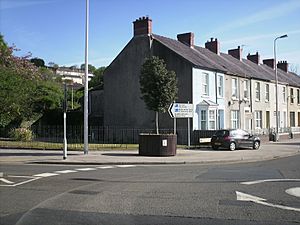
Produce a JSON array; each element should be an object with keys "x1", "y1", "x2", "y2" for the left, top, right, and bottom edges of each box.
[
  {"x1": 274, "y1": 34, "x2": 287, "y2": 141},
  {"x1": 84, "y1": 0, "x2": 89, "y2": 154}
]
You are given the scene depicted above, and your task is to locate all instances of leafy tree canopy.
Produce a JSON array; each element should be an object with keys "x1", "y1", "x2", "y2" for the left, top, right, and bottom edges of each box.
[
  {"x1": 80, "y1": 63, "x2": 96, "y2": 73},
  {"x1": 140, "y1": 56, "x2": 177, "y2": 133},
  {"x1": 89, "y1": 66, "x2": 105, "y2": 89},
  {"x1": 30, "y1": 57, "x2": 45, "y2": 67}
]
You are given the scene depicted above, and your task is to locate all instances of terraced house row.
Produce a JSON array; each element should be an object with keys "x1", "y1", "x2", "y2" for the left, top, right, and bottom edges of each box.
[{"x1": 95, "y1": 16, "x2": 300, "y2": 135}]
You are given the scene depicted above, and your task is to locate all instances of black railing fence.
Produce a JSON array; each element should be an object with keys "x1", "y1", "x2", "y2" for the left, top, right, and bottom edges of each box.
[{"x1": 1, "y1": 126, "x2": 299, "y2": 146}]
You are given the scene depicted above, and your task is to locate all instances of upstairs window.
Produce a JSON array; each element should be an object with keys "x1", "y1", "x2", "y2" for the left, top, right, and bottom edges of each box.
[
  {"x1": 202, "y1": 73, "x2": 209, "y2": 95},
  {"x1": 265, "y1": 84, "x2": 269, "y2": 102},
  {"x1": 255, "y1": 82, "x2": 260, "y2": 101},
  {"x1": 232, "y1": 78, "x2": 238, "y2": 99},
  {"x1": 283, "y1": 87, "x2": 286, "y2": 103},
  {"x1": 217, "y1": 75, "x2": 223, "y2": 97},
  {"x1": 290, "y1": 88, "x2": 294, "y2": 104},
  {"x1": 297, "y1": 89, "x2": 300, "y2": 104},
  {"x1": 244, "y1": 80, "x2": 249, "y2": 99}
]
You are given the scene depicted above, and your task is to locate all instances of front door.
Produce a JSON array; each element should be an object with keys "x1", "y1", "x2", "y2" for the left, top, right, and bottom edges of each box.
[{"x1": 266, "y1": 111, "x2": 270, "y2": 129}]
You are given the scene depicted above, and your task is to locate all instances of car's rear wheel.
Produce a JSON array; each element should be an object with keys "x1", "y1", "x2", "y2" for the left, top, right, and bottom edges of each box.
[
  {"x1": 229, "y1": 142, "x2": 236, "y2": 151},
  {"x1": 253, "y1": 141, "x2": 260, "y2": 150},
  {"x1": 212, "y1": 145, "x2": 219, "y2": 150}
]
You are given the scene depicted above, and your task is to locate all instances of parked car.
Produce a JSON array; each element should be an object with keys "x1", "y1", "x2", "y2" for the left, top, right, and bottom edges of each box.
[{"x1": 211, "y1": 129, "x2": 260, "y2": 151}]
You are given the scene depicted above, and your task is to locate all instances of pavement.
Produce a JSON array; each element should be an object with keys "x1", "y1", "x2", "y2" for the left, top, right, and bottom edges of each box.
[{"x1": 0, "y1": 138, "x2": 299, "y2": 165}]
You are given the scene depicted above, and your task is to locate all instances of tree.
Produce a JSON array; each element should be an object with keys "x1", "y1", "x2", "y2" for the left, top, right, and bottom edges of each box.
[
  {"x1": 89, "y1": 66, "x2": 105, "y2": 89},
  {"x1": 80, "y1": 63, "x2": 96, "y2": 73},
  {"x1": 0, "y1": 67, "x2": 35, "y2": 127},
  {"x1": 30, "y1": 57, "x2": 45, "y2": 67},
  {"x1": 140, "y1": 56, "x2": 177, "y2": 134}
]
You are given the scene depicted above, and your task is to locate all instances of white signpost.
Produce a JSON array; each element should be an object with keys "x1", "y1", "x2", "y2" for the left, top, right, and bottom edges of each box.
[{"x1": 168, "y1": 102, "x2": 194, "y2": 147}]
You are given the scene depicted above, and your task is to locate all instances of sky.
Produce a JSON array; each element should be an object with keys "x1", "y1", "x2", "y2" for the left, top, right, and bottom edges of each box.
[{"x1": 1, "y1": 0, "x2": 300, "y2": 72}]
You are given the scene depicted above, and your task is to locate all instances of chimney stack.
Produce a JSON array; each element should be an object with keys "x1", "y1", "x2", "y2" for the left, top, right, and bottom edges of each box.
[
  {"x1": 177, "y1": 32, "x2": 194, "y2": 47},
  {"x1": 205, "y1": 38, "x2": 220, "y2": 55},
  {"x1": 263, "y1": 59, "x2": 275, "y2": 69},
  {"x1": 277, "y1": 61, "x2": 288, "y2": 72},
  {"x1": 133, "y1": 16, "x2": 152, "y2": 36},
  {"x1": 247, "y1": 52, "x2": 260, "y2": 64},
  {"x1": 228, "y1": 46, "x2": 242, "y2": 61}
]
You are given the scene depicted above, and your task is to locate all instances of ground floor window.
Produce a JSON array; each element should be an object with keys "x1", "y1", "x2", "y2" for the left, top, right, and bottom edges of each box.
[
  {"x1": 290, "y1": 112, "x2": 295, "y2": 127},
  {"x1": 201, "y1": 110, "x2": 207, "y2": 129},
  {"x1": 255, "y1": 111, "x2": 262, "y2": 129},
  {"x1": 208, "y1": 110, "x2": 216, "y2": 130},
  {"x1": 231, "y1": 110, "x2": 239, "y2": 129}
]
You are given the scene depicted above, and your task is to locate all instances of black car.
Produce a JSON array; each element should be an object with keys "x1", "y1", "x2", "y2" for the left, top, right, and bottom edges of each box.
[{"x1": 211, "y1": 129, "x2": 260, "y2": 151}]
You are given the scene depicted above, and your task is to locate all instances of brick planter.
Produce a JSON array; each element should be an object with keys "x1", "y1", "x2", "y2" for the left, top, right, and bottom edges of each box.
[{"x1": 139, "y1": 134, "x2": 177, "y2": 156}]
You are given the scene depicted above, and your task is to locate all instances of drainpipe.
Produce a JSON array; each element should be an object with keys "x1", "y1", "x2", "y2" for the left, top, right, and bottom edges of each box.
[
  {"x1": 215, "y1": 72, "x2": 218, "y2": 130},
  {"x1": 250, "y1": 79, "x2": 253, "y2": 132}
]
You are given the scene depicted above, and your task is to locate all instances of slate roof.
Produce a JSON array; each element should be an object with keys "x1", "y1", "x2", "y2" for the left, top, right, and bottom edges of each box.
[{"x1": 152, "y1": 34, "x2": 300, "y2": 88}]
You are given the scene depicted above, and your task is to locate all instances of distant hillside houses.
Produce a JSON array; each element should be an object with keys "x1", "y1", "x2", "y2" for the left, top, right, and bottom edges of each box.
[{"x1": 91, "y1": 16, "x2": 300, "y2": 136}]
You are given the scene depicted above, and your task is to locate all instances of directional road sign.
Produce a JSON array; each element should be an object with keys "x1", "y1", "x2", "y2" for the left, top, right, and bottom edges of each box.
[{"x1": 168, "y1": 103, "x2": 194, "y2": 118}]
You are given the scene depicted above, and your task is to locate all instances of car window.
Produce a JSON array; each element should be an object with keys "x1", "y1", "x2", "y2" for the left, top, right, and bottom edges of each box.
[{"x1": 215, "y1": 130, "x2": 229, "y2": 137}]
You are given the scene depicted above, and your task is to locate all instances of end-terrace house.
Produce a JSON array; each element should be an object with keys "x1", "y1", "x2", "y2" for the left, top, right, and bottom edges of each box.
[
  {"x1": 102, "y1": 16, "x2": 300, "y2": 138},
  {"x1": 103, "y1": 17, "x2": 227, "y2": 132}
]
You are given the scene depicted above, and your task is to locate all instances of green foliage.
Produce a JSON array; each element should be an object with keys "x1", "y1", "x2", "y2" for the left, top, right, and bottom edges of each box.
[
  {"x1": 9, "y1": 127, "x2": 34, "y2": 142},
  {"x1": 81, "y1": 63, "x2": 96, "y2": 73},
  {"x1": 0, "y1": 35, "x2": 64, "y2": 128},
  {"x1": 89, "y1": 66, "x2": 105, "y2": 89},
  {"x1": 30, "y1": 57, "x2": 45, "y2": 67},
  {"x1": 33, "y1": 81, "x2": 64, "y2": 113},
  {"x1": 0, "y1": 67, "x2": 36, "y2": 127},
  {"x1": 140, "y1": 56, "x2": 177, "y2": 113}
]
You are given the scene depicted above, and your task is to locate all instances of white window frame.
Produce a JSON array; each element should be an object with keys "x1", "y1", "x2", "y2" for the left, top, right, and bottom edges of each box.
[
  {"x1": 244, "y1": 80, "x2": 249, "y2": 100},
  {"x1": 217, "y1": 75, "x2": 223, "y2": 97},
  {"x1": 283, "y1": 87, "x2": 286, "y2": 103},
  {"x1": 200, "y1": 110, "x2": 207, "y2": 129},
  {"x1": 202, "y1": 73, "x2": 209, "y2": 96},
  {"x1": 232, "y1": 78, "x2": 238, "y2": 99},
  {"x1": 255, "y1": 111, "x2": 262, "y2": 129},
  {"x1": 208, "y1": 110, "x2": 216, "y2": 130},
  {"x1": 265, "y1": 84, "x2": 269, "y2": 102},
  {"x1": 231, "y1": 110, "x2": 239, "y2": 129},
  {"x1": 290, "y1": 88, "x2": 294, "y2": 104},
  {"x1": 255, "y1": 82, "x2": 260, "y2": 101}
]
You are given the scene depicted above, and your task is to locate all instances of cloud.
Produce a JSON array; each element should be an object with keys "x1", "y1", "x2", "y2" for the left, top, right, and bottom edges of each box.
[
  {"x1": 209, "y1": 1, "x2": 300, "y2": 36},
  {"x1": 1, "y1": 0, "x2": 55, "y2": 10},
  {"x1": 222, "y1": 29, "x2": 300, "y2": 45}
]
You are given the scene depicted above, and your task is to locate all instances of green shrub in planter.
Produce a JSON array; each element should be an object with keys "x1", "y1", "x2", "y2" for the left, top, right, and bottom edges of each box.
[{"x1": 9, "y1": 128, "x2": 33, "y2": 142}]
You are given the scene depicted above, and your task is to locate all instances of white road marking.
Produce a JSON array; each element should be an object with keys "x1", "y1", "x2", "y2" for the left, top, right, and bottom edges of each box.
[
  {"x1": 241, "y1": 178, "x2": 300, "y2": 185},
  {"x1": 55, "y1": 170, "x2": 77, "y2": 174},
  {"x1": 76, "y1": 168, "x2": 97, "y2": 171},
  {"x1": 236, "y1": 191, "x2": 300, "y2": 212},
  {"x1": 0, "y1": 176, "x2": 41, "y2": 187},
  {"x1": 115, "y1": 165, "x2": 136, "y2": 168},
  {"x1": 97, "y1": 166, "x2": 115, "y2": 169},
  {"x1": 0, "y1": 178, "x2": 14, "y2": 184},
  {"x1": 285, "y1": 187, "x2": 300, "y2": 198},
  {"x1": 34, "y1": 173, "x2": 59, "y2": 177}
]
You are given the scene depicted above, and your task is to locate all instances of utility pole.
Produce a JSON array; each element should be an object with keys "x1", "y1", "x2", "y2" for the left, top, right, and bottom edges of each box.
[{"x1": 84, "y1": 0, "x2": 89, "y2": 154}]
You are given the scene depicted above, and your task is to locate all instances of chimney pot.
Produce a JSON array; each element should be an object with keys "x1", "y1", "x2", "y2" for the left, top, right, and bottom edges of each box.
[
  {"x1": 205, "y1": 37, "x2": 220, "y2": 55},
  {"x1": 228, "y1": 46, "x2": 242, "y2": 61},
  {"x1": 277, "y1": 60, "x2": 288, "y2": 72},
  {"x1": 247, "y1": 52, "x2": 260, "y2": 64},
  {"x1": 263, "y1": 59, "x2": 275, "y2": 69},
  {"x1": 133, "y1": 16, "x2": 152, "y2": 36},
  {"x1": 177, "y1": 32, "x2": 194, "y2": 47}
]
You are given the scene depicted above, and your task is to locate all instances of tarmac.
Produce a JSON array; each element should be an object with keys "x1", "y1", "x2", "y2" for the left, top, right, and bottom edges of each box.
[{"x1": 0, "y1": 138, "x2": 299, "y2": 165}]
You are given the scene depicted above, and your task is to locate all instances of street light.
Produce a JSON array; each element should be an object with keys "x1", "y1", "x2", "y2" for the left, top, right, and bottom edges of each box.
[
  {"x1": 84, "y1": 0, "x2": 89, "y2": 154},
  {"x1": 274, "y1": 34, "x2": 288, "y2": 141}
]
